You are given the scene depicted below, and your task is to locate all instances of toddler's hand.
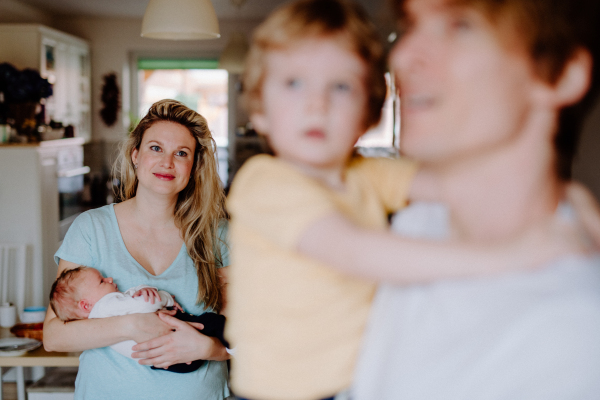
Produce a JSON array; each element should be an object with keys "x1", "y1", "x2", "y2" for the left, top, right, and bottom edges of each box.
[{"x1": 133, "y1": 287, "x2": 160, "y2": 304}]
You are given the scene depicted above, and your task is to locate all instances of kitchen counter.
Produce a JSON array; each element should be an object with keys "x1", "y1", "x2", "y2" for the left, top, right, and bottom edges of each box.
[
  {"x1": 0, "y1": 327, "x2": 80, "y2": 367},
  {"x1": 0, "y1": 137, "x2": 84, "y2": 148},
  {"x1": 0, "y1": 328, "x2": 79, "y2": 400}
]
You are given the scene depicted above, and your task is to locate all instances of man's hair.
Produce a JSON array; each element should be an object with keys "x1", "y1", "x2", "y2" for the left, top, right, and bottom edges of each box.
[
  {"x1": 49, "y1": 266, "x2": 88, "y2": 322},
  {"x1": 395, "y1": 0, "x2": 600, "y2": 179},
  {"x1": 242, "y1": 0, "x2": 387, "y2": 130}
]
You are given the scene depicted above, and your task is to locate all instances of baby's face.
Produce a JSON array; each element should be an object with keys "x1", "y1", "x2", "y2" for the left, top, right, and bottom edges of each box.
[{"x1": 77, "y1": 268, "x2": 119, "y2": 307}]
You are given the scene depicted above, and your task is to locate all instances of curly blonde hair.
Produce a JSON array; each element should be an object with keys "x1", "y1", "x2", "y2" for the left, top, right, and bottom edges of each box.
[{"x1": 113, "y1": 99, "x2": 226, "y2": 312}]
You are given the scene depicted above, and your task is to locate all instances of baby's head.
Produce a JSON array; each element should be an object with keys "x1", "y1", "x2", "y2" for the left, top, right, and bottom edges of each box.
[
  {"x1": 243, "y1": 0, "x2": 387, "y2": 169},
  {"x1": 49, "y1": 266, "x2": 119, "y2": 321}
]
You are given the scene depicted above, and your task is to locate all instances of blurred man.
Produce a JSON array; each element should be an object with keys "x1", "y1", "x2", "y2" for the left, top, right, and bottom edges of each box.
[{"x1": 354, "y1": 0, "x2": 600, "y2": 398}]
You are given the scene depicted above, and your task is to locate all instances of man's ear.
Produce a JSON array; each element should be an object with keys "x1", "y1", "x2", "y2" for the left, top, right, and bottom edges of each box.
[
  {"x1": 250, "y1": 112, "x2": 269, "y2": 136},
  {"x1": 552, "y1": 48, "x2": 592, "y2": 107}
]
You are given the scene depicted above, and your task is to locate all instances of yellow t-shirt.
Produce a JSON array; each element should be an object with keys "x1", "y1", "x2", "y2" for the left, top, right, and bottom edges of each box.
[{"x1": 226, "y1": 154, "x2": 417, "y2": 400}]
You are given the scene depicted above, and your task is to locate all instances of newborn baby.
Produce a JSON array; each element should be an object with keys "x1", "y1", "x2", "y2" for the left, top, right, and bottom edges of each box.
[{"x1": 49, "y1": 266, "x2": 228, "y2": 373}]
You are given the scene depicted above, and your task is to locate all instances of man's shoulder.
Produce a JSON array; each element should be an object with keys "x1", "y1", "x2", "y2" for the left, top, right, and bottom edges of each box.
[
  {"x1": 373, "y1": 253, "x2": 600, "y2": 331},
  {"x1": 543, "y1": 253, "x2": 600, "y2": 296},
  {"x1": 360, "y1": 254, "x2": 600, "y2": 399}
]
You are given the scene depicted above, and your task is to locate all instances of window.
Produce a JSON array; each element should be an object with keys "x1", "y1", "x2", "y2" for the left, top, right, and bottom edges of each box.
[{"x1": 137, "y1": 58, "x2": 229, "y2": 183}]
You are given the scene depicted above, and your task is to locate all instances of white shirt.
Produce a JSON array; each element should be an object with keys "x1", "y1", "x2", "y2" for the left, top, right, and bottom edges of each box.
[
  {"x1": 89, "y1": 285, "x2": 174, "y2": 358},
  {"x1": 353, "y1": 202, "x2": 600, "y2": 400}
]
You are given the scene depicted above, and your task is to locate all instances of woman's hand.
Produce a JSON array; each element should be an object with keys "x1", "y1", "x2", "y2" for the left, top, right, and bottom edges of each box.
[
  {"x1": 129, "y1": 312, "x2": 174, "y2": 344},
  {"x1": 130, "y1": 313, "x2": 229, "y2": 368}
]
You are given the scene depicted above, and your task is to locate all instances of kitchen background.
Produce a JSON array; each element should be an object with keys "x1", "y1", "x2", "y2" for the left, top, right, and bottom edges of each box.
[
  {"x1": 0, "y1": 0, "x2": 598, "y2": 310},
  {"x1": 0, "y1": 2, "x2": 399, "y2": 397},
  {"x1": 0, "y1": 0, "x2": 598, "y2": 398}
]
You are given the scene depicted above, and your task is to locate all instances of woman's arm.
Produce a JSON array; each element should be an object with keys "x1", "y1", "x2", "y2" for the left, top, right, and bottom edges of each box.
[
  {"x1": 297, "y1": 212, "x2": 582, "y2": 285},
  {"x1": 131, "y1": 313, "x2": 229, "y2": 368},
  {"x1": 43, "y1": 259, "x2": 174, "y2": 352}
]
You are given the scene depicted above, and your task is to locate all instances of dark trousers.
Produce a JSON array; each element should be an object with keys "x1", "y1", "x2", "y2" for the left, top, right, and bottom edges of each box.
[{"x1": 151, "y1": 310, "x2": 227, "y2": 373}]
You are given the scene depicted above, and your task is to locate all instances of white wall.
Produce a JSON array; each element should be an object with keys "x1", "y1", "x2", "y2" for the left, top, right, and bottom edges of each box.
[{"x1": 52, "y1": 17, "x2": 261, "y2": 145}]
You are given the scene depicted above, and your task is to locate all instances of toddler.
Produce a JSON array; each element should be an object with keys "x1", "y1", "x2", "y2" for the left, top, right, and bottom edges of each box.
[
  {"x1": 225, "y1": 0, "x2": 576, "y2": 399},
  {"x1": 49, "y1": 266, "x2": 228, "y2": 373}
]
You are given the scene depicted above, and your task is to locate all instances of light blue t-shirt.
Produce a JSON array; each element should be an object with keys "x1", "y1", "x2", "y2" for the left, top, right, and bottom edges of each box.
[{"x1": 54, "y1": 204, "x2": 230, "y2": 400}]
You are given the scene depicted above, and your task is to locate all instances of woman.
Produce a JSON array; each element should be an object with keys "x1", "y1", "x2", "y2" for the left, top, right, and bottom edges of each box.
[{"x1": 43, "y1": 99, "x2": 231, "y2": 399}]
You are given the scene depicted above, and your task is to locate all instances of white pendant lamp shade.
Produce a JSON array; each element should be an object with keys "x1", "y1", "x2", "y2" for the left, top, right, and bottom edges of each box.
[
  {"x1": 219, "y1": 32, "x2": 249, "y2": 74},
  {"x1": 141, "y1": 0, "x2": 220, "y2": 40}
]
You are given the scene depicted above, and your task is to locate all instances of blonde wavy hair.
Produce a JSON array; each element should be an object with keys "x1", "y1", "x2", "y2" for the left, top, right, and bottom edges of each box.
[{"x1": 113, "y1": 99, "x2": 226, "y2": 312}]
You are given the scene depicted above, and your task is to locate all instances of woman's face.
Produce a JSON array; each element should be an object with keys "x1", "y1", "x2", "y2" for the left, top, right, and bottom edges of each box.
[{"x1": 131, "y1": 121, "x2": 197, "y2": 199}]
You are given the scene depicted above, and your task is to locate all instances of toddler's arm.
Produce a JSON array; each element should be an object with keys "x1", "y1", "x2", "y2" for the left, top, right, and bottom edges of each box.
[{"x1": 297, "y1": 211, "x2": 582, "y2": 284}]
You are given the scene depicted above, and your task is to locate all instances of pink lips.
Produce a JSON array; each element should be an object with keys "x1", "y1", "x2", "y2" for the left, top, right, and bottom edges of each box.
[
  {"x1": 305, "y1": 129, "x2": 326, "y2": 139},
  {"x1": 153, "y1": 173, "x2": 175, "y2": 181}
]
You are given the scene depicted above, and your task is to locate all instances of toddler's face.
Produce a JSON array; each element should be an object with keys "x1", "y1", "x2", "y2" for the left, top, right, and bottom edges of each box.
[
  {"x1": 251, "y1": 36, "x2": 369, "y2": 173},
  {"x1": 77, "y1": 268, "x2": 119, "y2": 308}
]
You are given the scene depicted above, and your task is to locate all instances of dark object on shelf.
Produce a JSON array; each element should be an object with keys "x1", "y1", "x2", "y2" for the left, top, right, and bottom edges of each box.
[
  {"x1": 64, "y1": 124, "x2": 75, "y2": 138},
  {"x1": 0, "y1": 63, "x2": 52, "y2": 104},
  {"x1": 9, "y1": 101, "x2": 39, "y2": 139},
  {"x1": 100, "y1": 72, "x2": 120, "y2": 127},
  {"x1": 0, "y1": 63, "x2": 53, "y2": 139},
  {"x1": 0, "y1": 91, "x2": 8, "y2": 124},
  {"x1": 49, "y1": 119, "x2": 63, "y2": 129}
]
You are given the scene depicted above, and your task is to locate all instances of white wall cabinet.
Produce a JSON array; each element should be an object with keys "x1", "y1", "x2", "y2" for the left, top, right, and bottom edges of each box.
[{"x1": 0, "y1": 24, "x2": 91, "y2": 142}]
